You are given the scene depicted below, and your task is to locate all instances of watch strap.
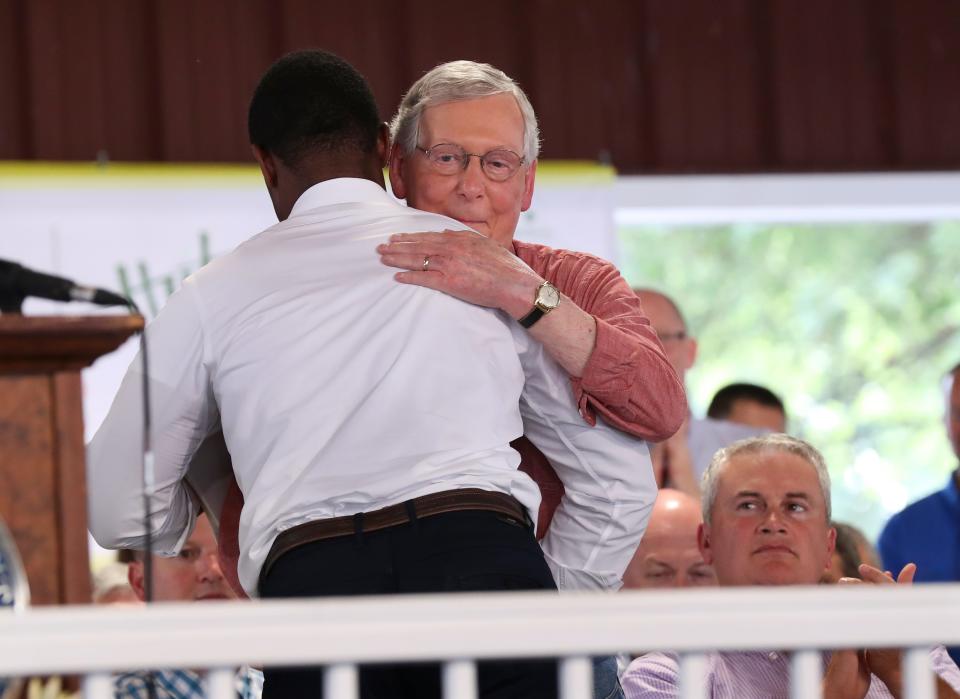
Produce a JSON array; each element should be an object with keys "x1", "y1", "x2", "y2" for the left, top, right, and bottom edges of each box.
[{"x1": 518, "y1": 306, "x2": 546, "y2": 328}]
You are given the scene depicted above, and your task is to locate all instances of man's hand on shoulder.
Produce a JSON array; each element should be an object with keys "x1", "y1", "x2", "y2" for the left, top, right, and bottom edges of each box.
[{"x1": 377, "y1": 230, "x2": 543, "y2": 318}]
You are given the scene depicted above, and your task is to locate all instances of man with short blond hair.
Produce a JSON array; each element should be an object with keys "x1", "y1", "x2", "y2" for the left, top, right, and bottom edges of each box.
[
  {"x1": 621, "y1": 435, "x2": 960, "y2": 698},
  {"x1": 113, "y1": 514, "x2": 261, "y2": 699}
]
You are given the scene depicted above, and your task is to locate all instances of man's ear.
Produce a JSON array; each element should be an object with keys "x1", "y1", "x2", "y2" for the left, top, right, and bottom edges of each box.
[
  {"x1": 375, "y1": 123, "x2": 390, "y2": 169},
  {"x1": 697, "y1": 522, "x2": 714, "y2": 565},
  {"x1": 127, "y1": 560, "x2": 147, "y2": 602},
  {"x1": 251, "y1": 144, "x2": 278, "y2": 190},
  {"x1": 683, "y1": 336, "x2": 698, "y2": 372},
  {"x1": 520, "y1": 159, "x2": 537, "y2": 212},
  {"x1": 388, "y1": 142, "x2": 409, "y2": 201}
]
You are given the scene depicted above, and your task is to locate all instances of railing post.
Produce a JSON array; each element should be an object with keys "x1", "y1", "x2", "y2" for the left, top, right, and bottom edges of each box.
[
  {"x1": 559, "y1": 656, "x2": 592, "y2": 699},
  {"x1": 206, "y1": 667, "x2": 235, "y2": 699},
  {"x1": 324, "y1": 663, "x2": 360, "y2": 699},
  {"x1": 903, "y1": 647, "x2": 935, "y2": 699},
  {"x1": 82, "y1": 672, "x2": 113, "y2": 699},
  {"x1": 442, "y1": 659, "x2": 478, "y2": 699},
  {"x1": 678, "y1": 652, "x2": 709, "y2": 699},
  {"x1": 790, "y1": 650, "x2": 822, "y2": 699}
]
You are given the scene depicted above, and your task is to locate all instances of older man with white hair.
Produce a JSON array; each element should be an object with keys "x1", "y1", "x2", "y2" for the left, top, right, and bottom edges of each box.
[
  {"x1": 378, "y1": 59, "x2": 686, "y2": 699},
  {"x1": 621, "y1": 435, "x2": 960, "y2": 698},
  {"x1": 379, "y1": 57, "x2": 684, "y2": 562}
]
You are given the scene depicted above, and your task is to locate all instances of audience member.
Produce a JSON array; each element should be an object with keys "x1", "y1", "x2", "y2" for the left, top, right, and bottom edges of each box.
[
  {"x1": 622, "y1": 489, "x2": 716, "y2": 590},
  {"x1": 621, "y1": 435, "x2": 960, "y2": 698},
  {"x1": 707, "y1": 383, "x2": 786, "y2": 433},
  {"x1": 822, "y1": 522, "x2": 881, "y2": 583},
  {"x1": 633, "y1": 289, "x2": 766, "y2": 493},
  {"x1": 113, "y1": 514, "x2": 262, "y2": 699},
  {"x1": 879, "y1": 361, "x2": 960, "y2": 664}
]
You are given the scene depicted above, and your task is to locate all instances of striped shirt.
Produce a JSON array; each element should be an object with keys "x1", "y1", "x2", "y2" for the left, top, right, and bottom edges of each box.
[{"x1": 622, "y1": 646, "x2": 960, "y2": 698}]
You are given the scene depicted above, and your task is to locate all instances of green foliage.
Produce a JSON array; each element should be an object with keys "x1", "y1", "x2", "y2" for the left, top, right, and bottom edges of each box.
[{"x1": 619, "y1": 221, "x2": 960, "y2": 541}]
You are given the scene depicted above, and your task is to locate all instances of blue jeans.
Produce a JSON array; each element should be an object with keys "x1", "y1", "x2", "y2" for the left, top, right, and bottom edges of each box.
[{"x1": 593, "y1": 656, "x2": 624, "y2": 699}]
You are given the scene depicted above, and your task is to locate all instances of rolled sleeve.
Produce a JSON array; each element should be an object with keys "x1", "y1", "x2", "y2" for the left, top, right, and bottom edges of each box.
[{"x1": 514, "y1": 240, "x2": 687, "y2": 442}]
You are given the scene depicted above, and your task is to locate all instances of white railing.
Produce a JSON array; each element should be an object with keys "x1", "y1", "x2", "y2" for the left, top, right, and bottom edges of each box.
[{"x1": 1, "y1": 584, "x2": 959, "y2": 699}]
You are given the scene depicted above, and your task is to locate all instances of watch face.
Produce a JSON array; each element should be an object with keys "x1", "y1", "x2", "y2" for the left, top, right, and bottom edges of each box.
[
  {"x1": 538, "y1": 283, "x2": 561, "y2": 309},
  {"x1": 0, "y1": 520, "x2": 28, "y2": 699}
]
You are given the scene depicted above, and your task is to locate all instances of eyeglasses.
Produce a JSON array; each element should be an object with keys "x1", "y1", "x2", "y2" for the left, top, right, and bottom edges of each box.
[{"x1": 416, "y1": 143, "x2": 525, "y2": 182}]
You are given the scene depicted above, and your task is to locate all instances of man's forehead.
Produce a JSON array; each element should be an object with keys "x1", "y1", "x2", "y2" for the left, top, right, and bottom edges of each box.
[
  {"x1": 645, "y1": 545, "x2": 705, "y2": 567},
  {"x1": 186, "y1": 514, "x2": 216, "y2": 546},
  {"x1": 718, "y1": 452, "x2": 823, "y2": 500},
  {"x1": 636, "y1": 292, "x2": 683, "y2": 332},
  {"x1": 420, "y1": 94, "x2": 525, "y2": 146}
]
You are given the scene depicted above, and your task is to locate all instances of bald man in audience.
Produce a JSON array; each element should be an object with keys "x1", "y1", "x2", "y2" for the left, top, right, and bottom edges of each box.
[
  {"x1": 633, "y1": 289, "x2": 766, "y2": 494},
  {"x1": 622, "y1": 489, "x2": 716, "y2": 590}
]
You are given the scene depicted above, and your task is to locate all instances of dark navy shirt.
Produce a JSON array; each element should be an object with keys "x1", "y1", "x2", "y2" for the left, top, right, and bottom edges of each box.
[{"x1": 879, "y1": 468, "x2": 960, "y2": 664}]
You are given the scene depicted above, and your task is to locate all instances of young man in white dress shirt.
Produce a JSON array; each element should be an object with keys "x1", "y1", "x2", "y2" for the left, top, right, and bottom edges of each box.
[{"x1": 88, "y1": 50, "x2": 654, "y2": 699}]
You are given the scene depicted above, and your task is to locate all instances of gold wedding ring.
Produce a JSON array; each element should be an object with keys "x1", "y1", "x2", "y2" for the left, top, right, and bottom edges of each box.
[{"x1": 422, "y1": 255, "x2": 430, "y2": 272}]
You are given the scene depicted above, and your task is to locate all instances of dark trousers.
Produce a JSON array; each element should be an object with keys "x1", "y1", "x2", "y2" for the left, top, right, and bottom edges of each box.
[{"x1": 260, "y1": 509, "x2": 559, "y2": 699}]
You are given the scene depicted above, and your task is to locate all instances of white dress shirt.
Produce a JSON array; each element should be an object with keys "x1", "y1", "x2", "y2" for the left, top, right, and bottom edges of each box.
[{"x1": 88, "y1": 178, "x2": 654, "y2": 594}]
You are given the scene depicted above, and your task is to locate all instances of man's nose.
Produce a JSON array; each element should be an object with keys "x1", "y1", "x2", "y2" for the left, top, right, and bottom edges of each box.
[
  {"x1": 456, "y1": 155, "x2": 486, "y2": 198},
  {"x1": 758, "y1": 509, "x2": 788, "y2": 534},
  {"x1": 197, "y1": 551, "x2": 225, "y2": 582}
]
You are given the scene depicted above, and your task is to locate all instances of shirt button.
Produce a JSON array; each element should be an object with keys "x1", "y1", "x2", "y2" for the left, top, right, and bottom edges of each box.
[{"x1": 768, "y1": 652, "x2": 779, "y2": 661}]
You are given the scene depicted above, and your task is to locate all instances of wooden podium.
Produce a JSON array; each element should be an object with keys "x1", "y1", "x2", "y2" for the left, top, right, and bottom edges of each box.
[{"x1": 0, "y1": 315, "x2": 143, "y2": 606}]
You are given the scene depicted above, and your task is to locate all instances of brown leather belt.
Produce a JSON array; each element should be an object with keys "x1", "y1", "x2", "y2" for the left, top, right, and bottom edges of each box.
[{"x1": 260, "y1": 488, "x2": 529, "y2": 585}]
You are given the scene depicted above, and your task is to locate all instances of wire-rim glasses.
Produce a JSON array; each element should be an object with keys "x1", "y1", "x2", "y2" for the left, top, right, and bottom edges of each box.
[{"x1": 416, "y1": 143, "x2": 525, "y2": 182}]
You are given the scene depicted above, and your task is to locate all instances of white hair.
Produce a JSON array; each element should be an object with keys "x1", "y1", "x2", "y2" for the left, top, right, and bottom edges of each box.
[
  {"x1": 701, "y1": 434, "x2": 832, "y2": 524},
  {"x1": 389, "y1": 60, "x2": 540, "y2": 163}
]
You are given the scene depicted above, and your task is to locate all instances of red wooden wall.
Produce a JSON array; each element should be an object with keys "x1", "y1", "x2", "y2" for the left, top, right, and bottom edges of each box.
[{"x1": 1, "y1": 0, "x2": 958, "y2": 173}]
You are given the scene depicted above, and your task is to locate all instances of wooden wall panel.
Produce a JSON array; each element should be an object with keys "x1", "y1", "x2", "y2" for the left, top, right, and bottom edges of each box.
[
  {"x1": 20, "y1": 0, "x2": 68, "y2": 159},
  {"x1": 153, "y1": 0, "x2": 270, "y2": 161},
  {"x1": 57, "y1": 0, "x2": 111, "y2": 160},
  {"x1": 528, "y1": 1, "x2": 647, "y2": 166},
  {"x1": 399, "y1": 0, "x2": 531, "y2": 98},
  {"x1": 890, "y1": 0, "x2": 960, "y2": 167},
  {"x1": 643, "y1": 0, "x2": 764, "y2": 171},
  {"x1": 276, "y1": 0, "x2": 408, "y2": 129},
  {"x1": 0, "y1": 0, "x2": 28, "y2": 158},
  {"x1": 1, "y1": 0, "x2": 959, "y2": 172},
  {"x1": 97, "y1": 0, "x2": 162, "y2": 161},
  {"x1": 768, "y1": 0, "x2": 890, "y2": 170}
]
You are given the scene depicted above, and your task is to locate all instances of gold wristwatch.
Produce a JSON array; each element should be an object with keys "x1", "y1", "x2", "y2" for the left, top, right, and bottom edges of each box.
[{"x1": 518, "y1": 281, "x2": 561, "y2": 328}]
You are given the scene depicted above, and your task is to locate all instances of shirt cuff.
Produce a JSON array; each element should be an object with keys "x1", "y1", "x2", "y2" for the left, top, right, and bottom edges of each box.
[{"x1": 573, "y1": 318, "x2": 642, "y2": 425}]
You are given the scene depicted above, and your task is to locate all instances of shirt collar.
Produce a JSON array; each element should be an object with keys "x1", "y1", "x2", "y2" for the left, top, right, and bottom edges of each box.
[
  {"x1": 288, "y1": 177, "x2": 391, "y2": 219},
  {"x1": 944, "y1": 467, "x2": 960, "y2": 510}
]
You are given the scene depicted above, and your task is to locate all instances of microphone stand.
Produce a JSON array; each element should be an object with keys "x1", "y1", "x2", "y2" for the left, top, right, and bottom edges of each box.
[{"x1": 129, "y1": 300, "x2": 159, "y2": 699}]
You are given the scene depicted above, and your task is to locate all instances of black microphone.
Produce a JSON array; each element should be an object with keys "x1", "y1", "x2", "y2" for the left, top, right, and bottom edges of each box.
[{"x1": 0, "y1": 258, "x2": 130, "y2": 313}]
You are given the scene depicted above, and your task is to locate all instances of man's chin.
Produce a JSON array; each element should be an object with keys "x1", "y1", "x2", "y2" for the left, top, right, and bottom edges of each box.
[{"x1": 750, "y1": 564, "x2": 815, "y2": 587}]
